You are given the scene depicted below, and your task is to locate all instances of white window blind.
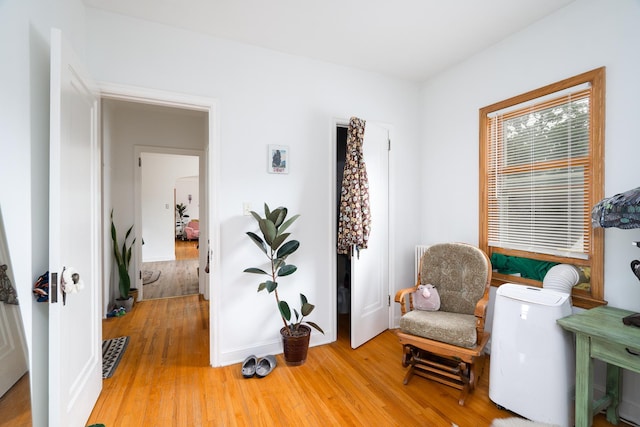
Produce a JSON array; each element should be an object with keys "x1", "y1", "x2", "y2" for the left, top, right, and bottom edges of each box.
[{"x1": 486, "y1": 87, "x2": 592, "y2": 260}]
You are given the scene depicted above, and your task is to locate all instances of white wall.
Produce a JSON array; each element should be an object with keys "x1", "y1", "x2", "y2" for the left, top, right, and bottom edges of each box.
[
  {"x1": 419, "y1": 0, "x2": 640, "y2": 422},
  {"x1": 86, "y1": 8, "x2": 422, "y2": 365},
  {"x1": 0, "y1": 0, "x2": 88, "y2": 425},
  {"x1": 141, "y1": 153, "x2": 199, "y2": 262}
]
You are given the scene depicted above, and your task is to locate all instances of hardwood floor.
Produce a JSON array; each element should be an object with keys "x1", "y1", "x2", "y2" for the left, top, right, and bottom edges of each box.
[
  {"x1": 141, "y1": 240, "x2": 199, "y2": 300},
  {"x1": 175, "y1": 239, "x2": 199, "y2": 260},
  {"x1": 0, "y1": 373, "x2": 31, "y2": 427},
  {"x1": 87, "y1": 295, "x2": 628, "y2": 427}
]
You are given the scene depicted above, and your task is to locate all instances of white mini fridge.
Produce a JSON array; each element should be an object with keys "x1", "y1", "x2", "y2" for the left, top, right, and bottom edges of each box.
[{"x1": 489, "y1": 284, "x2": 575, "y2": 427}]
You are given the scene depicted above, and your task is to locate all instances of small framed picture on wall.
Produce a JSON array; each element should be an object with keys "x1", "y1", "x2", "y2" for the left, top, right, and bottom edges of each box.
[{"x1": 268, "y1": 145, "x2": 289, "y2": 174}]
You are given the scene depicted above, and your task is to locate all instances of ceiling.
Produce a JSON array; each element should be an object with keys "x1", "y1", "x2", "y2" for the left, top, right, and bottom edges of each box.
[{"x1": 83, "y1": 0, "x2": 576, "y2": 82}]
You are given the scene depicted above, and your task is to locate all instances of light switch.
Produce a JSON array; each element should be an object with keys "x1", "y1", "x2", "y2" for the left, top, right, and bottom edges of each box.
[{"x1": 243, "y1": 202, "x2": 252, "y2": 216}]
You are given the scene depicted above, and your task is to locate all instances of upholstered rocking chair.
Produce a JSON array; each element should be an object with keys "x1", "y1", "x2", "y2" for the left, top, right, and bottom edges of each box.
[{"x1": 394, "y1": 242, "x2": 492, "y2": 405}]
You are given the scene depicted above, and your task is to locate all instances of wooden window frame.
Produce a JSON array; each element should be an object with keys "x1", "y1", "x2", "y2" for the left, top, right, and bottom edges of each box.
[{"x1": 479, "y1": 67, "x2": 605, "y2": 309}]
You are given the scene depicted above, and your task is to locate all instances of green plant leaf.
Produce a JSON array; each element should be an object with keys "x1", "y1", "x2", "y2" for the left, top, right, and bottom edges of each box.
[
  {"x1": 277, "y1": 240, "x2": 299, "y2": 258},
  {"x1": 263, "y1": 203, "x2": 271, "y2": 218},
  {"x1": 277, "y1": 264, "x2": 297, "y2": 277},
  {"x1": 116, "y1": 259, "x2": 131, "y2": 298},
  {"x1": 125, "y1": 224, "x2": 133, "y2": 240},
  {"x1": 111, "y1": 210, "x2": 136, "y2": 298},
  {"x1": 267, "y1": 206, "x2": 284, "y2": 224},
  {"x1": 279, "y1": 300, "x2": 291, "y2": 321},
  {"x1": 271, "y1": 232, "x2": 290, "y2": 251},
  {"x1": 124, "y1": 245, "x2": 131, "y2": 266},
  {"x1": 244, "y1": 267, "x2": 268, "y2": 275},
  {"x1": 273, "y1": 208, "x2": 287, "y2": 227},
  {"x1": 266, "y1": 208, "x2": 278, "y2": 223},
  {"x1": 293, "y1": 308, "x2": 300, "y2": 322},
  {"x1": 110, "y1": 215, "x2": 122, "y2": 264},
  {"x1": 265, "y1": 280, "x2": 278, "y2": 292},
  {"x1": 278, "y1": 214, "x2": 300, "y2": 234},
  {"x1": 305, "y1": 321, "x2": 324, "y2": 334},
  {"x1": 300, "y1": 293, "x2": 308, "y2": 305},
  {"x1": 301, "y1": 302, "x2": 315, "y2": 316},
  {"x1": 124, "y1": 237, "x2": 135, "y2": 265},
  {"x1": 246, "y1": 232, "x2": 267, "y2": 255},
  {"x1": 259, "y1": 219, "x2": 276, "y2": 246},
  {"x1": 250, "y1": 211, "x2": 262, "y2": 222},
  {"x1": 257, "y1": 282, "x2": 267, "y2": 292}
]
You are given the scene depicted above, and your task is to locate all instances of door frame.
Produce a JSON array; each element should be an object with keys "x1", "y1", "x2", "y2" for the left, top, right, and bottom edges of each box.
[
  {"x1": 99, "y1": 82, "x2": 222, "y2": 367},
  {"x1": 331, "y1": 118, "x2": 395, "y2": 343}
]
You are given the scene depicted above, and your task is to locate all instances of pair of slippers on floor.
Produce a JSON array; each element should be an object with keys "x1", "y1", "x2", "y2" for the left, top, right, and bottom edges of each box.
[{"x1": 242, "y1": 355, "x2": 276, "y2": 378}]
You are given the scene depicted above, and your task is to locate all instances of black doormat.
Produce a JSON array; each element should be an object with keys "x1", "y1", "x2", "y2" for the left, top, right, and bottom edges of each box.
[{"x1": 102, "y1": 336, "x2": 129, "y2": 379}]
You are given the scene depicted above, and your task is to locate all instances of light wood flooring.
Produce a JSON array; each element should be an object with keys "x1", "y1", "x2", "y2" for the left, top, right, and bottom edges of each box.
[
  {"x1": 87, "y1": 295, "x2": 627, "y2": 427},
  {"x1": 0, "y1": 373, "x2": 31, "y2": 427},
  {"x1": 174, "y1": 239, "x2": 199, "y2": 260},
  {"x1": 141, "y1": 240, "x2": 199, "y2": 300}
]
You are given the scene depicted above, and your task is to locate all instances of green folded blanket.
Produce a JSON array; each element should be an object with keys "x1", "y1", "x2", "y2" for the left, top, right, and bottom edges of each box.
[{"x1": 490, "y1": 253, "x2": 558, "y2": 282}]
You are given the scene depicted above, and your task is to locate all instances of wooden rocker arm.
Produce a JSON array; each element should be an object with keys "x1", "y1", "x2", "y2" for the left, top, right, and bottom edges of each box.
[
  {"x1": 473, "y1": 289, "x2": 491, "y2": 334},
  {"x1": 394, "y1": 286, "x2": 419, "y2": 315}
]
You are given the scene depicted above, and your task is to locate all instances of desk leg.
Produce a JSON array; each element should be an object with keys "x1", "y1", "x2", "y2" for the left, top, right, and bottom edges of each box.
[
  {"x1": 605, "y1": 364, "x2": 621, "y2": 425},
  {"x1": 575, "y1": 334, "x2": 594, "y2": 427}
]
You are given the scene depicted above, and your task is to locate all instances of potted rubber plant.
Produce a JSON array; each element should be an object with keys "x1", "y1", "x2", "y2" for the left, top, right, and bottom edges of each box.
[
  {"x1": 111, "y1": 210, "x2": 136, "y2": 312},
  {"x1": 176, "y1": 203, "x2": 188, "y2": 239},
  {"x1": 244, "y1": 203, "x2": 324, "y2": 365}
]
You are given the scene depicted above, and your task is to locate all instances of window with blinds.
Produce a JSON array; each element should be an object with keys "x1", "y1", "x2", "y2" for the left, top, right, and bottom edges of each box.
[
  {"x1": 487, "y1": 88, "x2": 590, "y2": 259},
  {"x1": 479, "y1": 67, "x2": 605, "y2": 308}
]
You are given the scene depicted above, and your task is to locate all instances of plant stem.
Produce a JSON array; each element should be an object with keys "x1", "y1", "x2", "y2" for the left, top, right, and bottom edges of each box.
[
  {"x1": 274, "y1": 289, "x2": 288, "y2": 332},
  {"x1": 269, "y1": 246, "x2": 289, "y2": 332}
]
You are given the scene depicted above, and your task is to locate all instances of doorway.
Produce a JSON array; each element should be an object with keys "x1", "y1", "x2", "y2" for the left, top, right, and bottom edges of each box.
[
  {"x1": 334, "y1": 120, "x2": 391, "y2": 349},
  {"x1": 100, "y1": 85, "x2": 221, "y2": 367},
  {"x1": 139, "y1": 152, "x2": 201, "y2": 300},
  {"x1": 336, "y1": 125, "x2": 351, "y2": 340},
  {"x1": 102, "y1": 98, "x2": 207, "y2": 304}
]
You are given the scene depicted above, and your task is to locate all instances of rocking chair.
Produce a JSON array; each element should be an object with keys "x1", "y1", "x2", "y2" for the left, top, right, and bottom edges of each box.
[{"x1": 394, "y1": 242, "x2": 491, "y2": 405}]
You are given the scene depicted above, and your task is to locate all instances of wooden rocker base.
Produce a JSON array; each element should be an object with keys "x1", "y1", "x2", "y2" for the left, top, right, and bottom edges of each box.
[{"x1": 397, "y1": 331, "x2": 489, "y2": 406}]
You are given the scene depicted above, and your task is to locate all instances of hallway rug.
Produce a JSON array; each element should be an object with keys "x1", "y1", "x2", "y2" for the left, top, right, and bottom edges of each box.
[
  {"x1": 142, "y1": 270, "x2": 161, "y2": 285},
  {"x1": 102, "y1": 336, "x2": 129, "y2": 379}
]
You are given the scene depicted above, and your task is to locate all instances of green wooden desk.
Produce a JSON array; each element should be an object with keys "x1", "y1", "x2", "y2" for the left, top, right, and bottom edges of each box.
[{"x1": 558, "y1": 306, "x2": 640, "y2": 427}]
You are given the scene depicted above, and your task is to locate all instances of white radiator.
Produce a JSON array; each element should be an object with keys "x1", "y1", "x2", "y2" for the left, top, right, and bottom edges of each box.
[{"x1": 415, "y1": 245, "x2": 430, "y2": 280}]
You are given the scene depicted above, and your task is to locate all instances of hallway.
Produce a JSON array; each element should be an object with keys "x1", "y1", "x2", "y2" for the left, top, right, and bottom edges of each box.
[{"x1": 141, "y1": 240, "x2": 199, "y2": 300}]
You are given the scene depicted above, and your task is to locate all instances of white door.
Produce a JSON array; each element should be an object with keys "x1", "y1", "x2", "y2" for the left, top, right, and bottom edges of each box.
[
  {"x1": 49, "y1": 28, "x2": 102, "y2": 427},
  {"x1": 0, "y1": 210, "x2": 28, "y2": 398},
  {"x1": 350, "y1": 122, "x2": 390, "y2": 349},
  {"x1": 0, "y1": 304, "x2": 28, "y2": 397}
]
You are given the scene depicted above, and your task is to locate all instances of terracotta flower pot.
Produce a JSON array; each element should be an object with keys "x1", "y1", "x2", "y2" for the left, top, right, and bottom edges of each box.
[
  {"x1": 280, "y1": 325, "x2": 311, "y2": 366},
  {"x1": 129, "y1": 288, "x2": 139, "y2": 305}
]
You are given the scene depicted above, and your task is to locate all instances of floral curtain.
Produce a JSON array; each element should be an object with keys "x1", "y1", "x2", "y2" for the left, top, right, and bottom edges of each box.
[
  {"x1": 0, "y1": 264, "x2": 19, "y2": 305},
  {"x1": 337, "y1": 117, "x2": 371, "y2": 255}
]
